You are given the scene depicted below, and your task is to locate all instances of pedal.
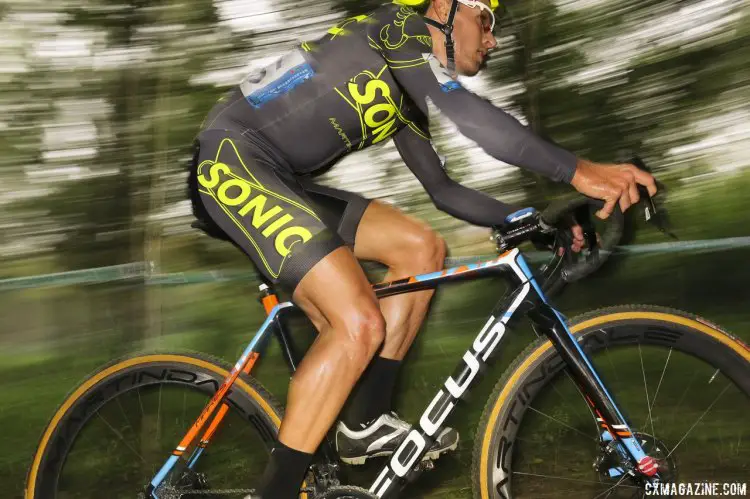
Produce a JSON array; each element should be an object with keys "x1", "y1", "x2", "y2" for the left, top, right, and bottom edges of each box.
[
  {"x1": 402, "y1": 458, "x2": 435, "y2": 486},
  {"x1": 417, "y1": 459, "x2": 435, "y2": 472}
]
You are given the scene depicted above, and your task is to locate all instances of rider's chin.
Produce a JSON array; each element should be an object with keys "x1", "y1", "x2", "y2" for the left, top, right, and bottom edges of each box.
[{"x1": 469, "y1": 61, "x2": 482, "y2": 76}]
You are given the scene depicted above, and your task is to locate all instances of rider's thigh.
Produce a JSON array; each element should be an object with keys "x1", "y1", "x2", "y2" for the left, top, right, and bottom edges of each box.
[
  {"x1": 353, "y1": 200, "x2": 446, "y2": 272},
  {"x1": 293, "y1": 246, "x2": 386, "y2": 357}
]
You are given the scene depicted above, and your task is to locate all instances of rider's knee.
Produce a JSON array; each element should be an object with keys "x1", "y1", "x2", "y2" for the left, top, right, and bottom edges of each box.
[
  {"x1": 408, "y1": 227, "x2": 446, "y2": 272},
  {"x1": 335, "y1": 300, "x2": 386, "y2": 362}
]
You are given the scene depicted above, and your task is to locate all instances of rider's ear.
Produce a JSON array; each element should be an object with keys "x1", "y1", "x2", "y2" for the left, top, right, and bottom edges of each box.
[{"x1": 434, "y1": 0, "x2": 451, "y2": 19}]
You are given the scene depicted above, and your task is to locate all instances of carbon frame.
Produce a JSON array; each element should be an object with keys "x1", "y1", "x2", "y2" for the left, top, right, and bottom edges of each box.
[{"x1": 147, "y1": 248, "x2": 652, "y2": 498}]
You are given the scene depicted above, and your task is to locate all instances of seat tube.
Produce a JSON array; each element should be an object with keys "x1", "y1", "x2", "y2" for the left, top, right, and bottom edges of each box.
[{"x1": 260, "y1": 284, "x2": 299, "y2": 372}]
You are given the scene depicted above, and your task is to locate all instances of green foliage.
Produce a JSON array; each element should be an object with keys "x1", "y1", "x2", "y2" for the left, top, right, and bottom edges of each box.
[{"x1": 1, "y1": 2, "x2": 749, "y2": 493}]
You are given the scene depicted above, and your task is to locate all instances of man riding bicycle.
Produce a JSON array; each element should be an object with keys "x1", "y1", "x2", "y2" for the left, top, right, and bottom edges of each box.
[{"x1": 187, "y1": 0, "x2": 657, "y2": 497}]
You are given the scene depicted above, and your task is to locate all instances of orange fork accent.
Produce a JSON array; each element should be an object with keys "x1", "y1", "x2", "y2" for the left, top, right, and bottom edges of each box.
[
  {"x1": 190, "y1": 292, "x2": 278, "y2": 450},
  {"x1": 195, "y1": 352, "x2": 261, "y2": 449},
  {"x1": 199, "y1": 404, "x2": 230, "y2": 447},
  {"x1": 174, "y1": 292, "x2": 278, "y2": 455},
  {"x1": 174, "y1": 354, "x2": 254, "y2": 453}
]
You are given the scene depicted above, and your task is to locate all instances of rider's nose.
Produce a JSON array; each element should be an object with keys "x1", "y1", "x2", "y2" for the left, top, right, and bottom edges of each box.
[{"x1": 486, "y1": 33, "x2": 498, "y2": 49}]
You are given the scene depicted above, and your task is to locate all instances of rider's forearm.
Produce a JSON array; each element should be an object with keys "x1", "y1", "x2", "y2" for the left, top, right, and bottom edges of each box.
[
  {"x1": 427, "y1": 178, "x2": 519, "y2": 226},
  {"x1": 393, "y1": 126, "x2": 518, "y2": 226},
  {"x1": 429, "y1": 91, "x2": 578, "y2": 183}
]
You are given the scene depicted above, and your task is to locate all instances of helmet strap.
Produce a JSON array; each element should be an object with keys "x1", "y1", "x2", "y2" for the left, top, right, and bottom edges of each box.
[{"x1": 424, "y1": 0, "x2": 460, "y2": 77}]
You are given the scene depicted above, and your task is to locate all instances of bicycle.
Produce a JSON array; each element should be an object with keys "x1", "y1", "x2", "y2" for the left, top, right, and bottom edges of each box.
[{"x1": 26, "y1": 163, "x2": 750, "y2": 499}]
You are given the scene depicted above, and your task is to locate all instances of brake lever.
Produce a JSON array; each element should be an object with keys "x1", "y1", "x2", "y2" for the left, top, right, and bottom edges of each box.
[
  {"x1": 572, "y1": 204, "x2": 598, "y2": 254},
  {"x1": 630, "y1": 156, "x2": 679, "y2": 241}
]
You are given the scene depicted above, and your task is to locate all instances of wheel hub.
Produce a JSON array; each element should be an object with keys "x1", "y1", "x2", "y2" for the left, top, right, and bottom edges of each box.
[{"x1": 595, "y1": 431, "x2": 678, "y2": 492}]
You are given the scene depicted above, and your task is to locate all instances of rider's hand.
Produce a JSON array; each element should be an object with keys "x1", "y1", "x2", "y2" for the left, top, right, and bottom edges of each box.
[
  {"x1": 570, "y1": 159, "x2": 658, "y2": 220},
  {"x1": 570, "y1": 224, "x2": 584, "y2": 253},
  {"x1": 553, "y1": 223, "x2": 585, "y2": 256}
]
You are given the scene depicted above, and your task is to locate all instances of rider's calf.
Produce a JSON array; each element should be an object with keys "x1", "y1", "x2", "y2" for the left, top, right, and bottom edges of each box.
[{"x1": 377, "y1": 225, "x2": 445, "y2": 359}]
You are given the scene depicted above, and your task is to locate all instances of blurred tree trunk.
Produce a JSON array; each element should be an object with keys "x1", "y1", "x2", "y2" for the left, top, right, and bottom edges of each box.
[{"x1": 517, "y1": 0, "x2": 552, "y2": 201}]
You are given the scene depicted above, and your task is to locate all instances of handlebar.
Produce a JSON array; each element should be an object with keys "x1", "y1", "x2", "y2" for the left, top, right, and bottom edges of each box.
[
  {"x1": 544, "y1": 197, "x2": 625, "y2": 283},
  {"x1": 491, "y1": 156, "x2": 672, "y2": 296}
]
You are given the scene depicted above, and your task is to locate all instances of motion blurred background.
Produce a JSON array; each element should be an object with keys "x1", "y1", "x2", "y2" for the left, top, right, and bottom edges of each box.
[{"x1": 1, "y1": 0, "x2": 748, "y2": 497}]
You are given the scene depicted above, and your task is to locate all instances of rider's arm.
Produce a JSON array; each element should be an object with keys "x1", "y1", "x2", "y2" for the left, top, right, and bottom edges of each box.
[
  {"x1": 426, "y1": 86, "x2": 578, "y2": 184},
  {"x1": 371, "y1": 8, "x2": 578, "y2": 184},
  {"x1": 392, "y1": 126, "x2": 519, "y2": 226}
]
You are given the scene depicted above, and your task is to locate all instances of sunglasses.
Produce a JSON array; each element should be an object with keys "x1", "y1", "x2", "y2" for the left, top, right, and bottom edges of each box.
[{"x1": 457, "y1": 0, "x2": 497, "y2": 34}]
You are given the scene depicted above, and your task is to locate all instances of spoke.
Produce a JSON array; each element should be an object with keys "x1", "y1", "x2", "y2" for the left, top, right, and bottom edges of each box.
[
  {"x1": 115, "y1": 395, "x2": 135, "y2": 437},
  {"x1": 716, "y1": 421, "x2": 726, "y2": 465},
  {"x1": 551, "y1": 380, "x2": 588, "y2": 422},
  {"x1": 737, "y1": 429, "x2": 743, "y2": 457},
  {"x1": 553, "y1": 330, "x2": 599, "y2": 430},
  {"x1": 593, "y1": 471, "x2": 634, "y2": 499},
  {"x1": 96, "y1": 411, "x2": 147, "y2": 464},
  {"x1": 648, "y1": 348, "x2": 672, "y2": 416},
  {"x1": 671, "y1": 370, "x2": 698, "y2": 422},
  {"x1": 137, "y1": 386, "x2": 145, "y2": 420},
  {"x1": 512, "y1": 471, "x2": 639, "y2": 488},
  {"x1": 561, "y1": 365, "x2": 599, "y2": 427},
  {"x1": 157, "y1": 383, "x2": 163, "y2": 442},
  {"x1": 638, "y1": 343, "x2": 656, "y2": 440},
  {"x1": 605, "y1": 344, "x2": 621, "y2": 385},
  {"x1": 182, "y1": 390, "x2": 187, "y2": 430},
  {"x1": 665, "y1": 382, "x2": 731, "y2": 459},
  {"x1": 527, "y1": 406, "x2": 598, "y2": 442}
]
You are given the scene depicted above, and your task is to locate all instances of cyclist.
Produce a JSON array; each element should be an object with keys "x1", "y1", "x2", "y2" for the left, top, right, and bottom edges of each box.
[{"x1": 186, "y1": 0, "x2": 657, "y2": 497}]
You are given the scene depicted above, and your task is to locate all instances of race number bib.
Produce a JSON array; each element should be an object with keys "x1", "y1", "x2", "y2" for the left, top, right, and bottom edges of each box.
[
  {"x1": 240, "y1": 49, "x2": 315, "y2": 108},
  {"x1": 422, "y1": 53, "x2": 461, "y2": 93}
]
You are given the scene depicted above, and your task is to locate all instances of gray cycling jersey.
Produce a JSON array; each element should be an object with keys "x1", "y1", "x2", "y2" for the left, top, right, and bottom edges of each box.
[{"x1": 200, "y1": 3, "x2": 578, "y2": 226}]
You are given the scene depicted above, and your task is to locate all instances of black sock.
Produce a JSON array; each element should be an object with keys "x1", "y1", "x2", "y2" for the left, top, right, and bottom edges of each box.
[
  {"x1": 258, "y1": 441, "x2": 313, "y2": 499},
  {"x1": 342, "y1": 356, "x2": 402, "y2": 429}
]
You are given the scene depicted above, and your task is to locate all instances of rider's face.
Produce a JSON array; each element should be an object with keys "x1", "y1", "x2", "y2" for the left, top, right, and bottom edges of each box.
[{"x1": 453, "y1": 1, "x2": 497, "y2": 76}]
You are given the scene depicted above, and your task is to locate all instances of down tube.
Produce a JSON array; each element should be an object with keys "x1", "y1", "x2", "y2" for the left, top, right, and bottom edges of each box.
[{"x1": 368, "y1": 281, "x2": 531, "y2": 498}]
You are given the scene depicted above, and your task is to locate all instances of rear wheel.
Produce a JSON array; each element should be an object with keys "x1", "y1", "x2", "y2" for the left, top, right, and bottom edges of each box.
[
  {"x1": 25, "y1": 352, "x2": 285, "y2": 499},
  {"x1": 472, "y1": 306, "x2": 750, "y2": 499}
]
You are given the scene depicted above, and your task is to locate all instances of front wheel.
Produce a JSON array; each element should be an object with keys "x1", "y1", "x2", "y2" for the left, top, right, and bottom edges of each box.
[
  {"x1": 472, "y1": 305, "x2": 750, "y2": 499},
  {"x1": 25, "y1": 352, "x2": 284, "y2": 499}
]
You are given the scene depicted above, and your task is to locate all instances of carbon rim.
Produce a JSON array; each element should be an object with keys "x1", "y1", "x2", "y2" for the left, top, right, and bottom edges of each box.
[
  {"x1": 474, "y1": 308, "x2": 750, "y2": 499},
  {"x1": 28, "y1": 355, "x2": 282, "y2": 499}
]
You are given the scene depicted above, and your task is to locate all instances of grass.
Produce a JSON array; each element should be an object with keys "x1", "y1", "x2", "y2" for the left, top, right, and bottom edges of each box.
[{"x1": 1, "y1": 251, "x2": 749, "y2": 498}]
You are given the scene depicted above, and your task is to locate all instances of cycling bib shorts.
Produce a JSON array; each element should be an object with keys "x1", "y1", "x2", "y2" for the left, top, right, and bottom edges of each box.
[{"x1": 189, "y1": 129, "x2": 371, "y2": 291}]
